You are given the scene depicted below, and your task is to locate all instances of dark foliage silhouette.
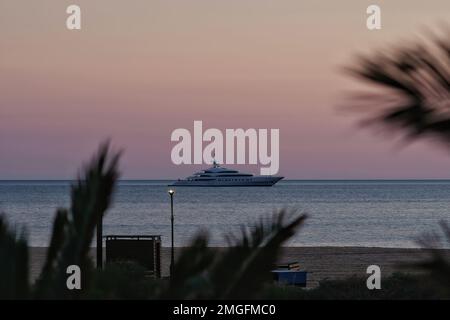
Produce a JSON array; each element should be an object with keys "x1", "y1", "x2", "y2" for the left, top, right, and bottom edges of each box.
[
  {"x1": 346, "y1": 29, "x2": 450, "y2": 145},
  {"x1": 160, "y1": 210, "x2": 307, "y2": 299},
  {"x1": 0, "y1": 142, "x2": 120, "y2": 299},
  {"x1": 346, "y1": 27, "x2": 450, "y2": 294}
]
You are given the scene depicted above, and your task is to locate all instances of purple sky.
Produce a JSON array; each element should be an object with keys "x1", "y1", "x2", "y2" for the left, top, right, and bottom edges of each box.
[{"x1": 1, "y1": 0, "x2": 449, "y2": 179}]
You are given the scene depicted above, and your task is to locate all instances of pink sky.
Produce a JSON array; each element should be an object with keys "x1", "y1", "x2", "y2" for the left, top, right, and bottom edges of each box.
[{"x1": 1, "y1": 0, "x2": 449, "y2": 179}]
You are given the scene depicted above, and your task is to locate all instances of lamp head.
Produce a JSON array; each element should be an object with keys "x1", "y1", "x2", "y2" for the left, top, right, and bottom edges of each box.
[{"x1": 168, "y1": 189, "x2": 175, "y2": 195}]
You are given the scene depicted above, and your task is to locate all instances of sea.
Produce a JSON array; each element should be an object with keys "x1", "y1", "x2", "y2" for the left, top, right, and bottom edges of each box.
[{"x1": 1, "y1": 180, "x2": 449, "y2": 248}]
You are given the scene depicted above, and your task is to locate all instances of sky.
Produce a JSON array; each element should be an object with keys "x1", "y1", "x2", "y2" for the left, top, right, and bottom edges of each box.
[{"x1": 0, "y1": 0, "x2": 449, "y2": 179}]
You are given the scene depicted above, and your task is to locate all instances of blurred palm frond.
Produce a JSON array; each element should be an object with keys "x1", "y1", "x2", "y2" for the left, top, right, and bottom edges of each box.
[
  {"x1": 35, "y1": 142, "x2": 121, "y2": 299},
  {"x1": 411, "y1": 221, "x2": 450, "y2": 290},
  {"x1": 345, "y1": 28, "x2": 450, "y2": 146},
  {"x1": 162, "y1": 209, "x2": 307, "y2": 299},
  {"x1": 346, "y1": 27, "x2": 450, "y2": 294},
  {"x1": 0, "y1": 215, "x2": 29, "y2": 299}
]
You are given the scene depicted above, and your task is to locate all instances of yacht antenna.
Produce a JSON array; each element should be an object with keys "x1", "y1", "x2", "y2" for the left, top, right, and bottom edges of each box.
[{"x1": 212, "y1": 151, "x2": 218, "y2": 167}]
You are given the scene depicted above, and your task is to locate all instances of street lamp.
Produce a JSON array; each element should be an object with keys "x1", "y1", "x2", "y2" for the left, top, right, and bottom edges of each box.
[{"x1": 168, "y1": 189, "x2": 175, "y2": 277}]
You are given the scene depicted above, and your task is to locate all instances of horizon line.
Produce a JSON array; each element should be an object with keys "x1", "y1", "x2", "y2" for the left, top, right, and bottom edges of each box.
[{"x1": 2, "y1": 178, "x2": 450, "y2": 181}]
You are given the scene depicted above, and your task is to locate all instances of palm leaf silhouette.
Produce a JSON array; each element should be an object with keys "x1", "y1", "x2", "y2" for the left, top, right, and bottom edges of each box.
[
  {"x1": 1, "y1": 143, "x2": 121, "y2": 299},
  {"x1": 35, "y1": 142, "x2": 121, "y2": 299},
  {"x1": 346, "y1": 27, "x2": 450, "y2": 293},
  {"x1": 216, "y1": 210, "x2": 307, "y2": 299},
  {"x1": 0, "y1": 215, "x2": 29, "y2": 299},
  {"x1": 346, "y1": 29, "x2": 450, "y2": 145},
  {"x1": 162, "y1": 209, "x2": 307, "y2": 299}
]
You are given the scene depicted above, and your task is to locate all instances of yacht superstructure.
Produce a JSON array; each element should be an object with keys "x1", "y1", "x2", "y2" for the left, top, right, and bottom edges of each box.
[{"x1": 170, "y1": 161, "x2": 283, "y2": 187}]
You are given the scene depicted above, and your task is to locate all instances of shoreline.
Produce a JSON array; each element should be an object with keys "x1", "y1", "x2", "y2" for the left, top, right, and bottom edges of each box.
[{"x1": 29, "y1": 246, "x2": 449, "y2": 288}]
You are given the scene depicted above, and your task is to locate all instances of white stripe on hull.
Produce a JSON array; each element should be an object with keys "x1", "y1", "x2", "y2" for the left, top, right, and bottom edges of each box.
[{"x1": 171, "y1": 176, "x2": 283, "y2": 187}]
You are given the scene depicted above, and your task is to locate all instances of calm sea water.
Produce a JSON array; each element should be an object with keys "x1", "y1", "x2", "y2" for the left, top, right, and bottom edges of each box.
[{"x1": 0, "y1": 180, "x2": 449, "y2": 248}]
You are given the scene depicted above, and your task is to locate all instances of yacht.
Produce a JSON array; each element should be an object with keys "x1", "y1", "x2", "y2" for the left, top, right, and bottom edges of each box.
[{"x1": 170, "y1": 161, "x2": 283, "y2": 187}]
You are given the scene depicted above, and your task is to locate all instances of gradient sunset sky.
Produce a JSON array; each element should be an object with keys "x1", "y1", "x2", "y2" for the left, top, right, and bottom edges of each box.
[{"x1": 1, "y1": 0, "x2": 449, "y2": 179}]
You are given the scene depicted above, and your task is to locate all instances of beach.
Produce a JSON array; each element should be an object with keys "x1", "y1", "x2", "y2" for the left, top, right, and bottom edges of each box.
[{"x1": 29, "y1": 246, "x2": 446, "y2": 288}]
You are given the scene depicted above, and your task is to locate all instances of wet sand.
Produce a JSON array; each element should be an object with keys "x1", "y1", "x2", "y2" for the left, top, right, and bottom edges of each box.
[{"x1": 29, "y1": 246, "x2": 445, "y2": 288}]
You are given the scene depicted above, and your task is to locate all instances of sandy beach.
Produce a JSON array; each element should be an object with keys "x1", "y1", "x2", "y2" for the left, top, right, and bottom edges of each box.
[{"x1": 30, "y1": 246, "x2": 447, "y2": 288}]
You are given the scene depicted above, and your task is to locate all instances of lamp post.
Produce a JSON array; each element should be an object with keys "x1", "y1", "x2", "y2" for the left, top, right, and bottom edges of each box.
[
  {"x1": 97, "y1": 215, "x2": 102, "y2": 269},
  {"x1": 168, "y1": 189, "x2": 175, "y2": 277}
]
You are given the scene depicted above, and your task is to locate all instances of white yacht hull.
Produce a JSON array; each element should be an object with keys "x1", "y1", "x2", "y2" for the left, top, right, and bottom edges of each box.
[{"x1": 170, "y1": 176, "x2": 283, "y2": 187}]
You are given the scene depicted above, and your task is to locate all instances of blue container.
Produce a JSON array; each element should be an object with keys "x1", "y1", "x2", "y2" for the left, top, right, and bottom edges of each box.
[{"x1": 272, "y1": 270, "x2": 307, "y2": 287}]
